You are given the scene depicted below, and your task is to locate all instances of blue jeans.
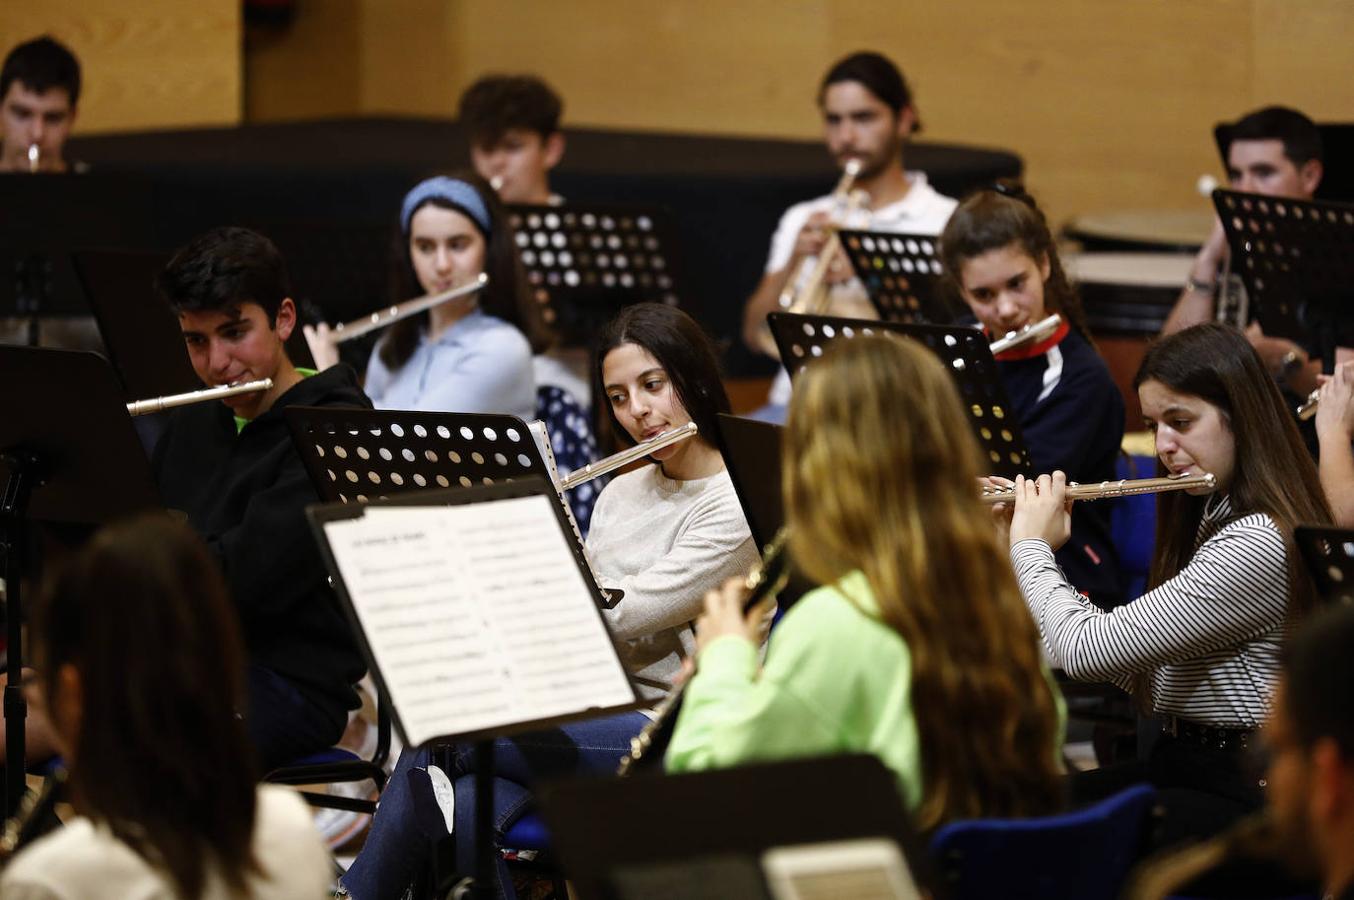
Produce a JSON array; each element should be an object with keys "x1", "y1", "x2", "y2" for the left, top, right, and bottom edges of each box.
[
  {"x1": 246, "y1": 664, "x2": 348, "y2": 774},
  {"x1": 342, "y1": 710, "x2": 649, "y2": 900}
]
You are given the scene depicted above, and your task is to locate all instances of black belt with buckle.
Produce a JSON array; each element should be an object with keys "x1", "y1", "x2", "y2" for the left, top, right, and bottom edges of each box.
[{"x1": 1162, "y1": 717, "x2": 1255, "y2": 752}]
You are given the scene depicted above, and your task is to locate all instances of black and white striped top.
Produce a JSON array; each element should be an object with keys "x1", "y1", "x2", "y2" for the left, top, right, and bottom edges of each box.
[{"x1": 1011, "y1": 494, "x2": 1288, "y2": 728}]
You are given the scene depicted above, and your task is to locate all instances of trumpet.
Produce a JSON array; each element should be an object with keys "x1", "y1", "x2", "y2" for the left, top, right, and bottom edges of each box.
[
  {"x1": 1297, "y1": 389, "x2": 1320, "y2": 421},
  {"x1": 989, "y1": 314, "x2": 1062, "y2": 355},
  {"x1": 126, "y1": 379, "x2": 273, "y2": 416},
  {"x1": 558, "y1": 423, "x2": 697, "y2": 491},
  {"x1": 617, "y1": 528, "x2": 791, "y2": 776},
  {"x1": 756, "y1": 160, "x2": 864, "y2": 358},
  {"x1": 328, "y1": 273, "x2": 489, "y2": 345},
  {"x1": 980, "y1": 471, "x2": 1215, "y2": 504}
]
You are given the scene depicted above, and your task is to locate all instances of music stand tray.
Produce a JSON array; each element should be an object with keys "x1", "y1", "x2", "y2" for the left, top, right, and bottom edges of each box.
[
  {"x1": 1212, "y1": 189, "x2": 1354, "y2": 361},
  {"x1": 837, "y1": 228, "x2": 958, "y2": 323},
  {"x1": 507, "y1": 203, "x2": 683, "y2": 341},
  {"x1": 767, "y1": 311, "x2": 1034, "y2": 478},
  {"x1": 0, "y1": 346, "x2": 161, "y2": 813},
  {"x1": 1295, "y1": 525, "x2": 1354, "y2": 605}
]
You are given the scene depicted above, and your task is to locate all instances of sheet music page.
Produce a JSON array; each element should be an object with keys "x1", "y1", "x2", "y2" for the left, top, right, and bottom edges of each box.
[{"x1": 322, "y1": 494, "x2": 635, "y2": 747}]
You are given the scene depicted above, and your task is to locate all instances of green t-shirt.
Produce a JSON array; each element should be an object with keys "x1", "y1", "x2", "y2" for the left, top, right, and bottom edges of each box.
[{"x1": 234, "y1": 367, "x2": 316, "y2": 433}]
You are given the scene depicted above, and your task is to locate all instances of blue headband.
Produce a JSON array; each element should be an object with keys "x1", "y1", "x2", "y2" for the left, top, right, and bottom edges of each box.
[{"x1": 400, "y1": 176, "x2": 491, "y2": 235}]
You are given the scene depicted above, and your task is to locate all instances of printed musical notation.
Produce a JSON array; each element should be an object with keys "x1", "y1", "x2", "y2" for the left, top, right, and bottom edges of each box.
[{"x1": 323, "y1": 494, "x2": 635, "y2": 747}]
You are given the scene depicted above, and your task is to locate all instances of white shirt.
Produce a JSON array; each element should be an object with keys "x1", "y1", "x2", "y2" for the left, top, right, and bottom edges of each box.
[
  {"x1": 0, "y1": 786, "x2": 331, "y2": 900},
  {"x1": 764, "y1": 172, "x2": 957, "y2": 404}
]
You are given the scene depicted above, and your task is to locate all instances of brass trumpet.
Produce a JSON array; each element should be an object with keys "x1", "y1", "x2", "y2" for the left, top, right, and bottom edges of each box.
[
  {"x1": 126, "y1": 379, "x2": 273, "y2": 416},
  {"x1": 756, "y1": 160, "x2": 865, "y2": 358},
  {"x1": 989, "y1": 314, "x2": 1062, "y2": 355},
  {"x1": 328, "y1": 273, "x2": 489, "y2": 345},
  {"x1": 980, "y1": 471, "x2": 1215, "y2": 504}
]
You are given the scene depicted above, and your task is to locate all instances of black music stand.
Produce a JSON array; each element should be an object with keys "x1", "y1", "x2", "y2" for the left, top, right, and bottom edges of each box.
[
  {"x1": 72, "y1": 249, "x2": 198, "y2": 399},
  {"x1": 1295, "y1": 525, "x2": 1354, "y2": 606},
  {"x1": 536, "y1": 754, "x2": 924, "y2": 900},
  {"x1": 0, "y1": 347, "x2": 161, "y2": 814},
  {"x1": 1212, "y1": 189, "x2": 1354, "y2": 366},
  {"x1": 837, "y1": 228, "x2": 959, "y2": 324},
  {"x1": 507, "y1": 203, "x2": 683, "y2": 342},
  {"x1": 307, "y1": 479, "x2": 642, "y2": 899},
  {"x1": 714, "y1": 413, "x2": 811, "y2": 609},
  {"x1": 767, "y1": 311, "x2": 1034, "y2": 478}
]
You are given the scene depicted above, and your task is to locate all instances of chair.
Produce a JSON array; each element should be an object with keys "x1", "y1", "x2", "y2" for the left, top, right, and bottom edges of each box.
[
  {"x1": 1111, "y1": 452, "x2": 1159, "y2": 601},
  {"x1": 263, "y1": 685, "x2": 391, "y2": 815},
  {"x1": 535, "y1": 385, "x2": 603, "y2": 537},
  {"x1": 929, "y1": 784, "x2": 1158, "y2": 900}
]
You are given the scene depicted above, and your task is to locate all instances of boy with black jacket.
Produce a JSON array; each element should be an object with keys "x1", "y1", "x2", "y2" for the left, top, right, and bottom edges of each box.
[{"x1": 153, "y1": 227, "x2": 371, "y2": 771}]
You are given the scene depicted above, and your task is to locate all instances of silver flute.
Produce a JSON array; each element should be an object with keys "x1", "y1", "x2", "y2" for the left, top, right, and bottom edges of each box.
[
  {"x1": 981, "y1": 471, "x2": 1215, "y2": 504},
  {"x1": 558, "y1": 422, "x2": 698, "y2": 491},
  {"x1": 330, "y1": 273, "x2": 489, "y2": 344},
  {"x1": 126, "y1": 379, "x2": 273, "y2": 416},
  {"x1": 989, "y1": 314, "x2": 1062, "y2": 355}
]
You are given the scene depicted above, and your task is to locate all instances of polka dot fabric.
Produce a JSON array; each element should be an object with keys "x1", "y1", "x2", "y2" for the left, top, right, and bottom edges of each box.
[{"x1": 536, "y1": 385, "x2": 604, "y2": 536}]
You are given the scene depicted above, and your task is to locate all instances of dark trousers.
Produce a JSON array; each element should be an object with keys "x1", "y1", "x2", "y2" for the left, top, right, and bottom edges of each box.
[
  {"x1": 1070, "y1": 732, "x2": 1263, "y2": 850},
  {"x1": 246, "y1": 664, "x2": 348, "y2": 774}
]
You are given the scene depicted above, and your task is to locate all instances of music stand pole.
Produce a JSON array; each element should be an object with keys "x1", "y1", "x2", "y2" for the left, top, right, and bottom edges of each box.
[
  {"x1": 473, "y1": 741, "x2": 494, "y2": 900},
  {"x1": 1, "y1": 450, "x2": 43, "y2": 816}
]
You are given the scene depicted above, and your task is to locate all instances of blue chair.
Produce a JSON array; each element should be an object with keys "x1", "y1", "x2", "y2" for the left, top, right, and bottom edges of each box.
[
  {"x1": 930, "y1": 784, "x2": 1158, "y2": 900},
  {"x1": 264, "y1": 688, "x2": 390, "y2": 815},
  {"x1": 535, "y1": 385, "x2": 603, "y2": 537}
]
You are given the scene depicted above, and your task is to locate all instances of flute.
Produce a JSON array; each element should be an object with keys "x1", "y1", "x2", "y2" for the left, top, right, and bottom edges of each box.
[
  {"x1": 558, "y1": 422, "x2": 698, "y2": 491},
  {"x1": 989, "y1": 314, "x2": 1062, "y2": 355},
  {"x1": 1296, "y1": 389, "x2": 1319, "y2": 421},
  {"x1": 329, "y1": 273, "x2": 489, "y2": 344},
  {"x1": 26, "y1": 144, "x2": 39, "y2": 173},
  {"x1": 126, "y1": 379, "x2": 273, "y2": 416},
  {"x1": 981, "y1": 471, "x2": 1215, "y2": 504},
  {"x1": 617, "y1": 528, "x2": 790, "y2": 776}
]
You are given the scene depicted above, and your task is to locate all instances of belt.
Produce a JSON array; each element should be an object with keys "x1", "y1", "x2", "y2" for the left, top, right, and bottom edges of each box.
[{"x1": 1161, "y1": 716, "x2": 1255, "y2": 753}]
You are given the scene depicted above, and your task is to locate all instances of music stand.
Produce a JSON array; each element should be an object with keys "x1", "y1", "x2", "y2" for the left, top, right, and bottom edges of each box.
[
  {"x1": 1212, "y1": 189, "x2": 1354, "y2": 366},
  {"x1": 837, "y1": 228, "x2": 959, "y2": 323},
  {"x1": 714, "y1": 413, "x2": 811, "y2": 609},
  {"x1": 1295, "y1": 525, "x2": 1354, "y2": 606},
  {"x1": 767, "y1": 311, "x2": 1034, "y2": 478},
  {"x1": 307, "y1": 478, "x2": 642, "y2": 898},
  {"x1": 284, "y1": 406, "x2": 613, "y2": 605},
  {"x1": 536, "y1": 754, "x2": 924, "y2": 900},
  {"x1": 0, "y1": 347, "x2": 161, "y2": 814},
  {"x1": 72, "y1": 249, "x2": 198, "y2": 399},
  {"x1": 507, "y1": 203, "x2": 683, "y2": 342}
]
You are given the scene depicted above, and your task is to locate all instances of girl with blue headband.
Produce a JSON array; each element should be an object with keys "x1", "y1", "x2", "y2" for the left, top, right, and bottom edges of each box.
[{"x1": 307, "y1": 172, "x2": 550, "y2": 419}]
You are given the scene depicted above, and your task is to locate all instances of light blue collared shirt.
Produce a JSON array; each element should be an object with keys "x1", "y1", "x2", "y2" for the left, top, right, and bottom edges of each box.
[{"x1": 364, "y1": 308, "x2": 535, "y2": 420}]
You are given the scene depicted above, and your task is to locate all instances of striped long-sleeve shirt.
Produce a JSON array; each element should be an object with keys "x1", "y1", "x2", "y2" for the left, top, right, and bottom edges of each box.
[{"x1": 1010, "y1": 494, "x2": 1287, "y2": 728}]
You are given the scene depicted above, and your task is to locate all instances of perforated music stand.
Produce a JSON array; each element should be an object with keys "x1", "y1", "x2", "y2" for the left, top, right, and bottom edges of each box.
[
  {"x1": 837, "y1": 228, "x2": 958, "y2": 323},
  {"x1": 1212, "y1": 189, "x2": 1354, "y2": 366},
  {"x1": 1295, "y1": 525, "x2": 1354, "y2": 606},
  {"x1": 307, "y1": 478, "x2": 642, "y2": 899},
  {"x1": 767, "y1": 311, "x2": 1034, "y2": 478},
  {"x1": 0, "y1": 346, "x2": 161, "y2": 814},
  {"x1": 507, "y1": 203, "x2": 683, "y2": 341}
]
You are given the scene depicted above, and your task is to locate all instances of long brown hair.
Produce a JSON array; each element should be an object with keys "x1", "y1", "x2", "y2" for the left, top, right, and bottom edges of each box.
[
  {"x1": 784, "y1": 334, "x2": 1062, "y2": 829},
  {"x1": 380, "y1": 170, "x2": 551, "y2": 371},
  {"x1": 33, "y1": 514, "x2": 261, "y2": 898},
  {"x1": 939, "y1": 183, "x2": 1091, "y2": 341},
  {"x1": 1133, "y1": 323, "x2": 1331, "y2": 617}
]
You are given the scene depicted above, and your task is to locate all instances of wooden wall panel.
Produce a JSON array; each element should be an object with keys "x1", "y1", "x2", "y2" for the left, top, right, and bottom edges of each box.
[
  {"x1": 0, "y1": 0, "x2": 240, "y2": 133},
  {"x1": 239, "y1": 0, "x2": 1352, "y2": 227}
]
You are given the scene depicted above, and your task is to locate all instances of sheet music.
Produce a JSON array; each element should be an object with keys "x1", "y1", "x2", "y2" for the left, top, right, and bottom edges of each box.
[{"x1": 322, "y1": 494, "x2": 636, "y2": 747}]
